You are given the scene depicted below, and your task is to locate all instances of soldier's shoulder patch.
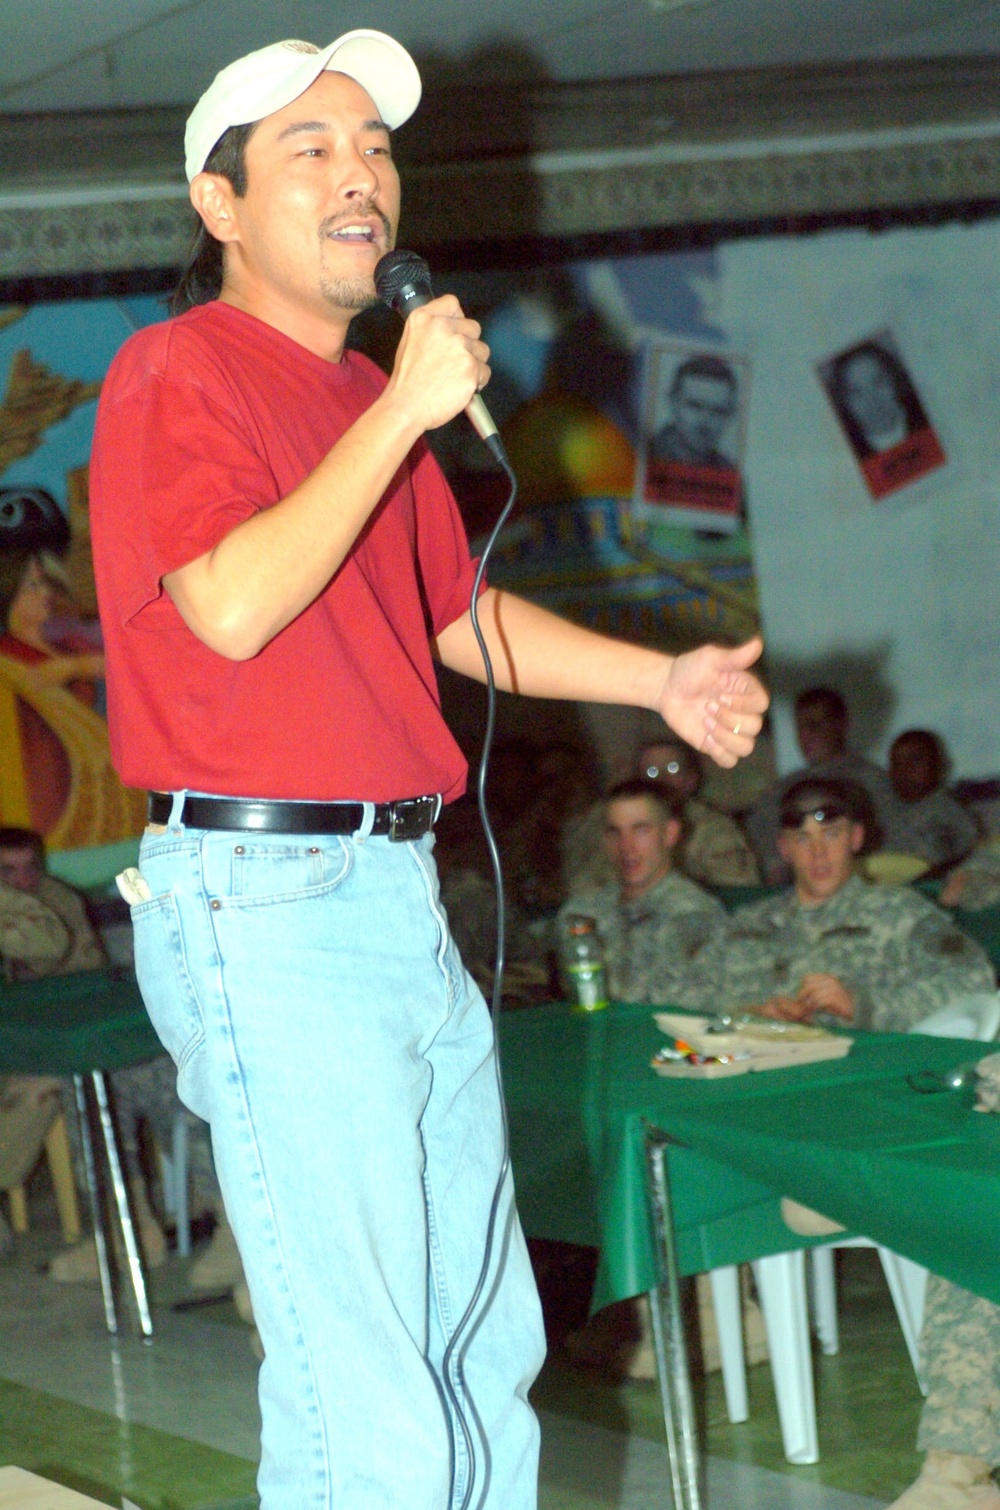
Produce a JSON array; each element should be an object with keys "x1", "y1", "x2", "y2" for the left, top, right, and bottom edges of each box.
[{"x1": 928, "y1": 929, "x2": 972, "y2": 957}]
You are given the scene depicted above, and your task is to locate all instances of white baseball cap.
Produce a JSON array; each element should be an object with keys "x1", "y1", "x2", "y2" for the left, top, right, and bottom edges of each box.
[{"x1": 184, "y1": 30, "x2": 422, "y2": 182}]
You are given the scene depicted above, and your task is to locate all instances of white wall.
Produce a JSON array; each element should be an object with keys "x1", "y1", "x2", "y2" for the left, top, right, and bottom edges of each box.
[{"x1": 717, "y1": 219, "x2": 1000, "y2": 777}]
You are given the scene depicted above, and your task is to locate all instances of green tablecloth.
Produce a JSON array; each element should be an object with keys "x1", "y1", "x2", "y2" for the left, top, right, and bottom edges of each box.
[
  {"x1": 0, "y1": 967, "x2": 162, "y2": 1074},
  {"x1": 501, "y1": 1002, "x2": 1000, "y2": 1311}
]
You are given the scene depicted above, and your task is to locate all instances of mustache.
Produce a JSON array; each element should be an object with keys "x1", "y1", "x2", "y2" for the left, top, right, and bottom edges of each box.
[{"x1": 319, "y1": 206, "x2": 392, "y2": 241}]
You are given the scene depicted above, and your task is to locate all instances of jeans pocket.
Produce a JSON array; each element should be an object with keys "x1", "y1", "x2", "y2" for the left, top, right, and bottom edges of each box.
[
  {"x1": 228, "y1": 837, "x2": 352, "y2": 907},
  {"x1": 131, "y1": 891, "x2": 205, "y2": 1078}
]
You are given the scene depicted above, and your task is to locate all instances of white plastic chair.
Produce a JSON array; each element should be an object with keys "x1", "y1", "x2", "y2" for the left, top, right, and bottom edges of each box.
[
  {"x1": 157, "y1": 1111, "x2": 192, "y2": 1257},
  {"x1": 710, "y1": 990, "x2": 1000, "y2": 1464}
]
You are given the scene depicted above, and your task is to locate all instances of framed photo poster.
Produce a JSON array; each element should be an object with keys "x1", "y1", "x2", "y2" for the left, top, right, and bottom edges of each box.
[
  {"x1": 635, "y1": 341, "x2": 750, "y2": 533},
  {"x1": 817, "y1": 330, "x2": 946, "y2": 500}
]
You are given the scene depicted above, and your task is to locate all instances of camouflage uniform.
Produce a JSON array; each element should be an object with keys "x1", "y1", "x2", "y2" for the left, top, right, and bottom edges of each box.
[
  {"x1": 917, "y1": 1276, "x2": 1000, "y2": 1465},
  {"x1": 673, "y1": 874, "x2": 994, "y2": 1030},
  {"x1": 438, "y1": 865, "x2": 544, "y2": 1003},
  {"x1": 563, "y1": 798, "x2": 758, "y2": 894},
  {"x1": 883, "y1": 790, "x2": 979, "y2": 872},
  {"x1": 557, "y1": 869, "x2": 724, "y2": 1005},
  {"x1": 0, "y1": 873, "x2": 222, "y2": 1220},
  {"x1": 0, "y1": 882, "x2": 72, "y2": 980},
  {"x1": 948, "y1": 841, "x2": 1000, "y2": 910}
]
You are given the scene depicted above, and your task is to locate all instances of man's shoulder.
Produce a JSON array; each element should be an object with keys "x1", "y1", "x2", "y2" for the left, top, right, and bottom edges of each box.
[
  {"x1": 101, "y1": 304, "x2": 233, "y2": 404},
  {"x1": 829, "y1": 876, "x2": 954, "y2": 938},
  {"x1": 653, "y1": 870, "x2": 724, "y2": 915},
  {"x1": 558, "y1": 882, "x2": 617, "y2": 921},
  {"x1": 728, "y1": 889, "x2": 790, "y2": 933}
]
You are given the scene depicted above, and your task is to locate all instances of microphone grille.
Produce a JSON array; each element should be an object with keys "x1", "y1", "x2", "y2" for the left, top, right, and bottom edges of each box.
[{"x1": 374, "y1": 249, "x2": 433, "y2": 311}]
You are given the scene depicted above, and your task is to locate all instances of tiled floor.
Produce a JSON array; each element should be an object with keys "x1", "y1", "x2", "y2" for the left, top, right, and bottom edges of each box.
[{"x1": 0, "y1": 1193, "x2": 917, "y2": 1508}]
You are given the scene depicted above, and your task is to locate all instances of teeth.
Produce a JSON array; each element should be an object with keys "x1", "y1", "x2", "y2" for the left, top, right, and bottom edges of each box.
[{"x1": 334, "y1": 226, "x2": 373, "y2": 239}]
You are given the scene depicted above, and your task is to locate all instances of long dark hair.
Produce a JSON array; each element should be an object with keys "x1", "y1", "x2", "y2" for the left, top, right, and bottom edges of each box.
[{"x1": 171, "y1": 122, "x2": 257, "y2": 315}]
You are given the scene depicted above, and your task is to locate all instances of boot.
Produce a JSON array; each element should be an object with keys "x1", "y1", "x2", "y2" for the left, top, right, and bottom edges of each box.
[
  {"x1": 49, "y1": 1179, "x2": 166, "y2": 1282},
  {"x1": 889, "y1": 1453, "x2": 1000, "y2": 1510},
  {"x1": 190, "y1": 1214, "x2": 244, "y2": 1292}
]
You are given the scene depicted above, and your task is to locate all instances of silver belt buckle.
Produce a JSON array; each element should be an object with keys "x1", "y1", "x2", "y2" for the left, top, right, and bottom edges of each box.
[{"x1": 388, "y1": 795, "x2": 441, "y2": 842}]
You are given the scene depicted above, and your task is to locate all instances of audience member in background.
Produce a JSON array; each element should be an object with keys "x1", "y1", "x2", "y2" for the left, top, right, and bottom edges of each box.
[
  {"x1": 0, "y1": 827, "x2": 226, "y2": 1288},
  {"x1": 557, "y1": 779, "x2": 723, "y2": 1006},
  {"x1": 676, "y1": 778, "x2": 993, "y2": 1030},
  {"x1": 432, "y1": 796, "x2": 547, "y2": 1004},
  {"x1": 0, "y1": 830, "x2": 79, "y2": 1255},
  {"x1": 564, "y1": 736, "x2": 759, "y2": 894},
  {"x1": 883, "y1": 730, "x2": 978, "y2": 874},
  {"x1": 746, "y1": 686, "x2": 895, "y2": 883},
  {"x1": 503, "y1": 741, "x2": 601, "y2": 914},
  {"x1": 888, "y1": 1277, "x2": 1000, "y2": 1510},
  {"x1": 559, "y1": 780, "x2": 754, "y2": 1381},
  {"x1": 940, "y1": 839, "x2": 1000, "y2": 911}
]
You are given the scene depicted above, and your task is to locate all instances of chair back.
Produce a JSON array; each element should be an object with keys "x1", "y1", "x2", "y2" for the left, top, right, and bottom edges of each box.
[{"x1": 910, "y1": 992, "x2": 1000, "y2": 1043}]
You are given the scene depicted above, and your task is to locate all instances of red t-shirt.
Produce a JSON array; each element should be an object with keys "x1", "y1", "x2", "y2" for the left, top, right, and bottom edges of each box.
[{"x1": 90, "y1": 301, "x2": 480, "y2": 803}]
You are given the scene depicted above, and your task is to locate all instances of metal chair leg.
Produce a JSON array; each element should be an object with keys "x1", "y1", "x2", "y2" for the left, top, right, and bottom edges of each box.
[
  {"x1": 73, "y1": 1073, "x2": 118, "y2": 1336},
  {"x1": 645, "y1": 1128, "x2": 703, "y2": 1510},
  {"x1": 91, "y1": 1071, "x2": 154, "y2": 1341}
]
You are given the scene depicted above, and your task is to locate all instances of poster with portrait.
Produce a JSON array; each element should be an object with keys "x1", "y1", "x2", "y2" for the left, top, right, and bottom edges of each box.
[
  {"x1": 817, "y1": 330, "x2": 946, "y2": 500},
  {"x1": 634, "y1": 340, "x2": 750, "y2": 533}
]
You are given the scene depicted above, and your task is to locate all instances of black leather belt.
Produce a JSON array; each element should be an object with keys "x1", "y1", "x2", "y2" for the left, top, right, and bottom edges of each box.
[{"x1": 148, "y1": 792, "x2": 441, "y2": 841}]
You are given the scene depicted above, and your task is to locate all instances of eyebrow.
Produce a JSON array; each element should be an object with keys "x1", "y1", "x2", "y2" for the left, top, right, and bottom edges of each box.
[{"x1": 275, "y1": 117, "x2": 390, "y2": 142}]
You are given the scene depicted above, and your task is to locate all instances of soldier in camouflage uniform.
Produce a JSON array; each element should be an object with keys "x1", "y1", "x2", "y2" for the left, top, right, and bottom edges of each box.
[
  {"x1": 557, "y1": 779, "x2": 724, "y2": 1005},
  {"x1": 674, "y1": 777, "x2": 993, "y2": 1029},
  {"x1": 0, "y1": 827, "x2": 223, "y2": 1282},
  {"x1": 564, "y1": 737, "x2": 758, "y2": 895},
  {"x1": 883, "y1": 731, "x2": 978, "y2": 874},
  {"x1": 888, "y1": 1275, "x2": 1000, "y2": 1510}
]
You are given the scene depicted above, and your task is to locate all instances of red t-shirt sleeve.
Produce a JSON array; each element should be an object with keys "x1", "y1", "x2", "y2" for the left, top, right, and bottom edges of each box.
[
  {"x1": 409, "y1": 439, "x2": 487, "y2": 636},
  {"x1": 96, "y1": 369, "x2": 278, "y2": 626}
]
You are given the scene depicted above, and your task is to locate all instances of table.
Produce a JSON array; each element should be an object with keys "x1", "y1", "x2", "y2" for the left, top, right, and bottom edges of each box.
[
  {"x1": 500, "y1": 1002, "x2": 1000, "y2": 1507},
  {"x1": 0, "y1": 966, "x2": 164, "y2": 1338}
]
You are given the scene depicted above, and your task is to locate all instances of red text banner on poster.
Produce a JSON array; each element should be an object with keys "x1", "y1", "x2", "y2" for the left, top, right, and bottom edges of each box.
[
  {"x1": 861, "y1": 428, "x2": 947, "y2": 500},
  {"x1": 643, "y1": 460, "x2": 741, "y2": 521}
]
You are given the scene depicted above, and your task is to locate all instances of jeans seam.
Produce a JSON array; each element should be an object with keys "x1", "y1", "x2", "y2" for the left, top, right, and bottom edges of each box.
[
  {"x1": 423, "y1": 1158, "x2": 469, "y2": 1507},
  {"x1": 407, "y1": 841, "x2": 461, "y2": 1009}
]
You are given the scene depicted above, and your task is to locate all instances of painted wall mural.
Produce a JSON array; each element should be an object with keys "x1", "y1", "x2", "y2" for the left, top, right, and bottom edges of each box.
[{"x1": 0, "y1": 296, "x2": 165, "y2": 850}]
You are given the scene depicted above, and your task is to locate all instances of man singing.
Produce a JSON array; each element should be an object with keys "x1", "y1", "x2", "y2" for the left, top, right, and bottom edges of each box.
[{"x1": 90, "y1": 30, "x2": 767, "y2": 1510}]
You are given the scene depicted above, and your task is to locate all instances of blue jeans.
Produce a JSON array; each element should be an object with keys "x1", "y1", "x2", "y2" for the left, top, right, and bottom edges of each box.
[{"x1": 131, "y1": 808, "x2": 545, "y2": 1510}]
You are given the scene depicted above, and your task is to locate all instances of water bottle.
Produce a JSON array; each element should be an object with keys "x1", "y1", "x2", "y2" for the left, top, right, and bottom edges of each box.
[{"x1": 560, "y1": 914, "x2": 609, "y2": 1013}]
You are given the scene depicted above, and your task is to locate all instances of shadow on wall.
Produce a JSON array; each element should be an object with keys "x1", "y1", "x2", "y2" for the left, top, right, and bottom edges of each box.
[{"x1": 767, "y1": 643, "x2": 897, "y2": 757}]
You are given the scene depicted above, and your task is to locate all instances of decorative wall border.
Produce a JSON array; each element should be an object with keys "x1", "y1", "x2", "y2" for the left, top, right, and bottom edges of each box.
[{"x1": 1, "y1": 56, "x2": 1000, "y2": 278}]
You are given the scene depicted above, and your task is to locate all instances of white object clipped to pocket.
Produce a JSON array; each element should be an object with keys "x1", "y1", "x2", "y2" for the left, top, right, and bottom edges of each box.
[{"x1": 116, "y1": 867, "x2": 153, "y2": 905}]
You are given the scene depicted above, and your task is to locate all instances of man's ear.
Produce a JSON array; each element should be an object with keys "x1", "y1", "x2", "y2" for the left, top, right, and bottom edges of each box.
[
  {"x1": 664, "y1": 816, "x2": 682, "y2": 851},
  {"x1": 189, "y1": 173, "x2": 240, "y2": 245},
  {"x1": 776, "y1": 829, "x2": 792, "y2": 862},
  {"x1": 850, "y1": 822, "x2": 865, "y2": 855}
]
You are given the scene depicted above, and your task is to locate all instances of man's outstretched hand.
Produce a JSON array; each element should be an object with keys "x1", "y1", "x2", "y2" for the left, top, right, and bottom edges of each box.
[{"x1": 656, "y1": 636, "x2": 768, "y2": 767}]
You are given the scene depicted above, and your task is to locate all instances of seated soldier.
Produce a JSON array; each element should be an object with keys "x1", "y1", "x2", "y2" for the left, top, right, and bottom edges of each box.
[
  {"x1": 746, "y1": 686, "x2": 896, "y2": 884},
  {"x1": 557, "y1": 778, "x2": 724, "y2": 1005},
  {"x1": 940, "y1": 838, "x2": 1000, "y2": 911},
  {"x1": 564, "y1": 737, "x2": 758, "y2": 895},
  {"x1": 883, "y1": 730, "x2": 978, "y2": 874},
  {"x1": 675, "y1": 777, "x2": 994, "y2": 1029},
  {"x1": 888, "y1": 1276, "x2": 1000, "y2": 1510}
]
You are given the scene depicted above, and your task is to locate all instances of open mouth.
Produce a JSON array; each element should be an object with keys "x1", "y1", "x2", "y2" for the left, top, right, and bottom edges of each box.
[{"x1": 329, "y1": 224, "x2": 380, "y2": 245}]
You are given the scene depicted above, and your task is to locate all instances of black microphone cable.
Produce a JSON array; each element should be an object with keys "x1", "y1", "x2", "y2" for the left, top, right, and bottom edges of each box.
[
  {"x1": 375, "y1": 249, "x2": 521, "y2": 1510},
  {"x1": 440, "y1": 451, "x2": 518, "y2": 1510}
]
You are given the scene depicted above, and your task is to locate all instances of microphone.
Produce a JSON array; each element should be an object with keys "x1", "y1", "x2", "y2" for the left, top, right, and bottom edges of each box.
[{"x1": 374, "y1": 249, "x2": 506, "y2": 463}]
